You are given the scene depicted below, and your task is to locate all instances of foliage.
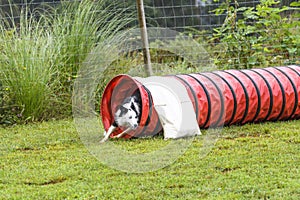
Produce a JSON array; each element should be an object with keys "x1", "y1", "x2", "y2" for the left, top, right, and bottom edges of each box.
[
  {"x1": 0, "y1": 4, "x2": 61, "y2": 122},
  {"x1": 42, "y1": 0, "x2": 134, "y2": 87},
  {"x1": 210, "y1": 0, "x2": 300, "y2": 69},
  {"x1": 0, "y1": 84, "x2": 23, "y2": 125},
  {"x1": 1, "y1": 119, "x2": 299, "y2": 199},
  {"x1": 0, "y1": 0, "x2": 299, "y2": 124},
  {"x1": 0, "y1": 0, "x2": 134, "y2": 124}
]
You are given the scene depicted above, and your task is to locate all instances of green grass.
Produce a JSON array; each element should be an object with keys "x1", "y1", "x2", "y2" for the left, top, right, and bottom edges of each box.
[{"x1": 1, "y1": 119, "x2": 299, "y2": 199}]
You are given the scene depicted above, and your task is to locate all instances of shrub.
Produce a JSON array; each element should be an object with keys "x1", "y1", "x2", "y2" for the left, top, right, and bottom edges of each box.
[
  {"x1": 43, "y1": 0, "x2": 135, "y2": 88},
  {"x1": 210, "y1": 0, "x2": 300, "y2": 69},
  {"x1": 0, "y1": 0, "x2": 135, "y2": 123},
  {"x1": 0, "y1": 5, "x2": 61, "y2": 122}
]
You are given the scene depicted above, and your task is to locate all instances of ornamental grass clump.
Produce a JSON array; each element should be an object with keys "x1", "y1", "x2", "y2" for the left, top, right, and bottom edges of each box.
[{"x1": 0, "y1": 0, "x2": 135, "y2": 123}]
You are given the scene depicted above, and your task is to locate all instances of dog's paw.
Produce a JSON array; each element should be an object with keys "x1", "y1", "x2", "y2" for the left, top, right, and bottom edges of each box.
[
  {"x1": 100, "y1": 137, "x2": 108, "y2": 143},
  {"x1": 112, "y1": 134, "x2": 121, "y2": 139}
]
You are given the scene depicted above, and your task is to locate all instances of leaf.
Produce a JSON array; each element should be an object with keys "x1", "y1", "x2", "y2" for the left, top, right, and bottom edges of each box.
[
  {"x1": 287, "y1": 48, "x2": 297, "y2": 54},
  {"x1": 237, "y1": 7, "x2": 249, "y2": 12},
  {"x1": 264, "y1": 47, "x2": 271, "y2": 53},
  {"x1": 247, "y1": 56, "x2": 257, "y2": 65},
  {"x1": 243, "y1": 7, "x2": 258, "y2": 19},
  {"x1": 290, "y1": 2, "x2": 300, "y2": 7},
  {"x1": 244, "y1": 25, "x2": 256, "y2": 35},
  {"x1": 213, "y1": 28, "x2": 221, "y2": 34}
]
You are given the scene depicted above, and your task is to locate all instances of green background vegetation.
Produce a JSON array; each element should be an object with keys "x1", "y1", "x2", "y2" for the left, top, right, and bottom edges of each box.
[{"x1": 0, "y1": 0, "x2": 299, "y2": 123}]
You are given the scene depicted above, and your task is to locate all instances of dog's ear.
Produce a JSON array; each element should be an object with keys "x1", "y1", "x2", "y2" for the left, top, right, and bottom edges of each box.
[
  {"x1": 130, "y1": 102, "x2": 135, "y2": 110},
  {"x1": 119, "y1": 105, "x2": 128, "y2": 116}
]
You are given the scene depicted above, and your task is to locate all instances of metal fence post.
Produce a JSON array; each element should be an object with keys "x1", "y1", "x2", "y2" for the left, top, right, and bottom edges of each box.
[{"x1": 136, "y1": 0, "x2": 153, "y2": 77}]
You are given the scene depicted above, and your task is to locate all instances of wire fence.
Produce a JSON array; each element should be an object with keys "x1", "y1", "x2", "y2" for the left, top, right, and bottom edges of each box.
[
  {"x1": 0, "y1": 0, "x2": 299, "y2": 123},
  {"x1": 1, "y1": 0, "x2": 299, "y2": 68},
  {"x1": 144, "y1": 0, "x2": 294, "y2": 31}
]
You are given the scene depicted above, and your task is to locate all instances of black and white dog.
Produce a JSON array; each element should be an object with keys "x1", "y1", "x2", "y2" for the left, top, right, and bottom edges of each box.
[{"x1": 100, "y1": 92, "x2": 141, "y2": 143}]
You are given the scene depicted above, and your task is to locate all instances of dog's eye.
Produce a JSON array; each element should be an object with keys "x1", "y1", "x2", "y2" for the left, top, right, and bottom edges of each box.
[
  {"x1": 135, "y1": 116, "x2": 138, "y2": 119},
  {"x1": 129, "y1": 116, "x2": 132, "y2": 119}
]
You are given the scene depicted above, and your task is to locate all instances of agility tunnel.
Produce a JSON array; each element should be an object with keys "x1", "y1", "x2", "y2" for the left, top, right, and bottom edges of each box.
[{"x1": 101, "y1": 65, "x2": 300, "y2": 139}]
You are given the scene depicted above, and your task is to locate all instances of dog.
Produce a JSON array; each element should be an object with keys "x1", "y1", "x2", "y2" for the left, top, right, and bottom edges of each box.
[{"x1": 100, "y1": 92, "x2": 141, "y2": 143}]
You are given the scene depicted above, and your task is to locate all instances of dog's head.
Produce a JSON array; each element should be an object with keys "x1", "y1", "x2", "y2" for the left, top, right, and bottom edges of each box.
[{"x1": 114, "y1": 98, "x2": 140, "y2": 129}]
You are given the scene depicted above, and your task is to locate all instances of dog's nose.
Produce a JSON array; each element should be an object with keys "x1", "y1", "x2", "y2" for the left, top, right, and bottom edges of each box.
[{"x1": 133, "y1": 124, "x2": 138, "y2": 129}]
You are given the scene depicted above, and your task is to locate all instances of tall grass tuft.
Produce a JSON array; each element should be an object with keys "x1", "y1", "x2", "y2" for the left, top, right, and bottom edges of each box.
[
  {"x1": 43, "y1": 0, "x2": 135, "y2": 90},
  {"x1": 0, "y1": 0, "x2": 135, "y2": 123},
  {"x1": 0, "y1": 4, "x2": 60, "y2": 121}
]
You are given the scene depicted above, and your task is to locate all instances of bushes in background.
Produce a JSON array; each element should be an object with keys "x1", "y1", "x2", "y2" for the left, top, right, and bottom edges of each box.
[
  {"x1": 0, "y1": 0, "x2": 134, "y2": 125},
  {"x1": 209, "y1": 0, "x2": 300, "y2": 69}
]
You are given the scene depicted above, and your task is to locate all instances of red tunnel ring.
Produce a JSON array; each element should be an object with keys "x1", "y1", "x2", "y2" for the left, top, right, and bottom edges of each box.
[{"x1": 101, "y1": 74, "x2": 162, "y2": 139}]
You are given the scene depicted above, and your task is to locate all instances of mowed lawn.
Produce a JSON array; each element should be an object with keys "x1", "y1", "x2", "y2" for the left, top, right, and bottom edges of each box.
[{"x1": 0, "y1": 119, "x2": 299, "y2": 199}]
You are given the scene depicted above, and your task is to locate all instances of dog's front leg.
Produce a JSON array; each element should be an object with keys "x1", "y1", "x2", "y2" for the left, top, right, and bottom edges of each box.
[
  {"x1": 114, "y1": 127, "x2": 131, "y2": 139},
  {"x1": 100, "y1": 125, "x2": 116, "y2": 143}
]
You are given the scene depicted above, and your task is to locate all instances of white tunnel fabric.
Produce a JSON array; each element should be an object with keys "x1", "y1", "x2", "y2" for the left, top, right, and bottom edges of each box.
[{"x1": 135, "y1": 76, "x2": 201, "y2": 139}]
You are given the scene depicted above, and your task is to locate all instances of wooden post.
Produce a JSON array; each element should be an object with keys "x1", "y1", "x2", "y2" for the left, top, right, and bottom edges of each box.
[{"x1": 136, "y1": 0, "x2": 153, "y2": 76}]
